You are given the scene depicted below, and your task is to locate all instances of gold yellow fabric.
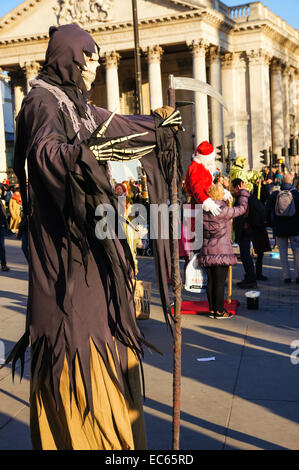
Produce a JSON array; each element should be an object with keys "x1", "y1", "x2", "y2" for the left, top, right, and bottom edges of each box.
[
  {"x1": 229, "y1": 156, "x2": 262, "y2": 192},
  {"x1": 8, "y1": 198, "x2": 21, "y2": 232},
  {"x1": 30, "y1": 338, "x2": 147, "y2": 450}
]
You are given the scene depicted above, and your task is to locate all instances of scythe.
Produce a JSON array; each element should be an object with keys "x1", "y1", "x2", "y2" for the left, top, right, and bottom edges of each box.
[{"x1": 167, "y1": 74, "x2": 228, "y2": 450}]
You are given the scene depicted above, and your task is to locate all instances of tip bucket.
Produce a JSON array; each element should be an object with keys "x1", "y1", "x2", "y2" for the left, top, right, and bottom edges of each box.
[{"x1": 245, "y1": 291, "x2": 260, "y2": 310}]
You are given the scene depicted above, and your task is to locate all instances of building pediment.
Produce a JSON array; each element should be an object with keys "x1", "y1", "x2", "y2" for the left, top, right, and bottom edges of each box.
[{"x1": 0, "y1": 0, "x2": 202, "y2": 41}]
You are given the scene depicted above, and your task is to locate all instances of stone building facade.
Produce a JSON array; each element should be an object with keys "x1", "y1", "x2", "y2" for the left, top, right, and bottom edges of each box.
[{"x1": 0, "y1": 0, "x2": 299, "y2": 178}]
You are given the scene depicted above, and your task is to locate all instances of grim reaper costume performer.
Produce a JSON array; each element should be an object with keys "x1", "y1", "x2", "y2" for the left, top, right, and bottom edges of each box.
[{"x1": 3, "y1": 24, "x2": 183, "y2": 450}]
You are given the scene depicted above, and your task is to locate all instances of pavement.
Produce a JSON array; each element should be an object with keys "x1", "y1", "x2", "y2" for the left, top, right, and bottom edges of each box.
[{"x1": 0, "y1": 236, "x2": 299, "y2": 450}]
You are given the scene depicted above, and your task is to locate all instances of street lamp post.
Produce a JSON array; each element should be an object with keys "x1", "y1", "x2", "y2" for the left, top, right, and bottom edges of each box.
[{"x1": 132, "y1": 0, "x2": 143, "y2": 114}]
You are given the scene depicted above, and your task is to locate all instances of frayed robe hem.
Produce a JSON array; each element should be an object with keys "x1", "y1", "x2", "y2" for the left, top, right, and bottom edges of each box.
[{"x1": 30, "y1": 338, "x2": 147, "y2": 450}]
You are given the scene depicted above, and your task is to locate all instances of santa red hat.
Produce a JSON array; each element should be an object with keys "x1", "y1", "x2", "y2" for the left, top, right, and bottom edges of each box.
[{"x1": 192, "y1": 141, "x2": 215, "y2": 162}]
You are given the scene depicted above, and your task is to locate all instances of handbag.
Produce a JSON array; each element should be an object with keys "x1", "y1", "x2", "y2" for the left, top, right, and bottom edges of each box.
[
  {"x1": 133, "y1": 279, "x2": 151, "y2": 320},
  {"x1": 184, "y1": 254, "x2": 207, "y2": 293}
]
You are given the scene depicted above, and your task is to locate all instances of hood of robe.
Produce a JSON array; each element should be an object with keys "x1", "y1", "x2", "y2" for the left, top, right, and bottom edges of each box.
[{"x1": 38, "y1": 24, "x2": 100, "y2": 116}]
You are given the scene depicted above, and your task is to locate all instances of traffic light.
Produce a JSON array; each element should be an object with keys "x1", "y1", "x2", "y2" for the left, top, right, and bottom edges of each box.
[
  {"x1": 272, "y1": 153, "x2": 278, "y2": 166},
  {"x1": 216, "y1": 144, "x2": 225, "y2": 163},
  {"x1": 260, "y1": 149, "x2": 268, "y2": 165},
  {"x1": 269, "y1": 147, "x2": 273, "y2": 167},
  {"x1": 290, "y1": 137, "x2": 297, "y2": 156},
  {"x1": 281, "y1": 146, "x2": 289, "y2": 157}
]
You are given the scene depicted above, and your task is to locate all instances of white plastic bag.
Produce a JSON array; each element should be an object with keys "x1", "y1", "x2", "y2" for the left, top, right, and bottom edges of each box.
[{"x1": 184, "y1": 254, "x2": 207, "y2": 293}]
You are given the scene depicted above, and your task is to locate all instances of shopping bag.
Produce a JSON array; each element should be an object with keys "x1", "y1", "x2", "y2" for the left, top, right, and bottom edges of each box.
[
  {"x1": 133, "y1": 279, "x2": 151, "y2": 320},
  {"x1": 184, "y1": 254, "x2": 207, "y2": 293}
]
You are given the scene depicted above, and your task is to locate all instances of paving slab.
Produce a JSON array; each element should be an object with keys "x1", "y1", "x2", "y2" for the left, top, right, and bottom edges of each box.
[{"x1": 0, "y1": 238, "x2": 299, "y2": 450}]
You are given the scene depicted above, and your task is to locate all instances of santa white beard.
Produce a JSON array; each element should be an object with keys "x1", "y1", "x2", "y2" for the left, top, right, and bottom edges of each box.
[{"x1": 195, "y1": 154, "x2": 217, "y2": 176}]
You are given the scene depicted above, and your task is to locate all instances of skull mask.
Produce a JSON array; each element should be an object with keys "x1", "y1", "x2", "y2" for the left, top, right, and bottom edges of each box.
[{"x1": 81, "y1": 51, "x2": 100, "y2": 91}]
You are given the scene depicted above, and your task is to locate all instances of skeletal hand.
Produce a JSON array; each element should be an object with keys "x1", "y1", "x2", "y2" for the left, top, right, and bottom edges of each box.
[
  {"x1": 89, "y1": 133, "x2": 156, "y2": 161},
  {"x1": 86, "y1": 111, "x2": 156, "y2": 161},
  {"x1": 154, "y1": 106, "x2": 183, "y2": 130},
  {"x1": 160, "y1": 109, "x2": 182, "y2": 128}
]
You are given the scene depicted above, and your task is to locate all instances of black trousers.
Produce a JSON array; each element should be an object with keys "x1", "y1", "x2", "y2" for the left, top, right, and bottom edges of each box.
[
  {"x1": 238, "y1": 237, "x2": 256, "y2": 282},
  {"x1": 255, "y1": 252, "x2": 264, "y2": 278},
  {"x1": 205, "y1": 266, "x2": 229, "y2": 313}
]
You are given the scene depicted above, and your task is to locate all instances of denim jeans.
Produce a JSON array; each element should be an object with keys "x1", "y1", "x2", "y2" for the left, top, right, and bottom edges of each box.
[
  {"x1": 0, "y1": 226, "x2": 6, "y2": 267},
  {"x1": 277, "y1": 235, "x2": 299, "y2": 280}
]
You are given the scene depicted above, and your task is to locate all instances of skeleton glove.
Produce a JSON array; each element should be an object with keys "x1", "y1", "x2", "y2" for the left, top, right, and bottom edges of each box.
[
  {"x1": 154, "y1": 105, "x2": 183, "y2": 131},
  {"x1": 85, "y1": 112, "x2": 156, "y2": 162}
]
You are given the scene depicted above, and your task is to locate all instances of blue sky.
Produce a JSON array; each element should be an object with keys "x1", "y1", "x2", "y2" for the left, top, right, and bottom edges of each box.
[{"x1": 0, "y1": 0, "x2": 298, "y2": 30}]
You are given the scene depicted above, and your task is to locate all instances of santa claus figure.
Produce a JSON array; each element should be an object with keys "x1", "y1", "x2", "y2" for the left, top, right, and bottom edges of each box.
[{"x1": 185, "y1": 140, "x2": 222, "y2": 216}]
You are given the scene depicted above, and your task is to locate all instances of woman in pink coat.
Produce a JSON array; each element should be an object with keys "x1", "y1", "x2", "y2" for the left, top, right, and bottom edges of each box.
[{"x1": 198, "y1": 183, "x2": 250, "y2": 319}]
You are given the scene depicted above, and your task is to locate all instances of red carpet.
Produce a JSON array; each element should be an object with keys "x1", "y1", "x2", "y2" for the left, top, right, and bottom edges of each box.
[{"x1": 171, "y1": 300, "x2": 240, "y2": 315}]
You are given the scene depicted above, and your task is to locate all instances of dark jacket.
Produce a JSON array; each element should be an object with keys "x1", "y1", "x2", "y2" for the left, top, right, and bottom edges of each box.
[
  {"x1": 266, "y1": 183, "x2": 299, "y2": 237},
  {"x1": 199, "y1": 189, "x2": 250, "y2": 267},
  {"x1": 233, "y1": 193, "x2": 266, "y2": 242}
]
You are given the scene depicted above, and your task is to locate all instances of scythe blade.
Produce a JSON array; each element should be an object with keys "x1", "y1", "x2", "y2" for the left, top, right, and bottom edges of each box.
[{"x1": 169, "y1": 75, "x2": 228, "y2": 111}]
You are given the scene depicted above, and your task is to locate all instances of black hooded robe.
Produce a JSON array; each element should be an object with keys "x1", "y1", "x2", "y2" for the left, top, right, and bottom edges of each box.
[{"x1": 9, "y1": 24, "x2": 179, "y2": 450}]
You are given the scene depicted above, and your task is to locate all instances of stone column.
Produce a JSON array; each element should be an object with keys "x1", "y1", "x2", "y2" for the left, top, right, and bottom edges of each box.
[
  {"x1": 147, "y1": 45, "x2": 163, "y2": 111},
  {"x1": 0, "y1": 77, "x2": 7, "y2": 179},
  {"x1": 9, "y1": 69, "x2": 26, "y2": 122},
  {"x1": 247, "y1": 49, "x2": 272, "y2": 168},
  {"x1": 209, "y1": 46, "x2": 224, "y2": 148},
  {"x1": 289, "y1": 67, "x2": 297, "y2": 136},
  {"x1": 104, "y1": 51, "x2": 121, "y2": 113},
  {"x1": 24, "y1": 61, "x2": 41, "y2": 93},
  {"x1": 271, "y1": 59, "x2": 284, "y2": 159},
  {"x1": 221, "y1": 52, "x2": 251, "y2": 164},
  {"x1": 282, "y1": 64, "x2": 291, "y2": 149},
  {"x1": 293, "y1": 69, "x2": 299, "y2": 139},
  {"x1": 221, "y1": 52, "x2": 237, "y2": 158},
  {"x1": 189, "y1": 40, "x2": 209, "y2": 144}
]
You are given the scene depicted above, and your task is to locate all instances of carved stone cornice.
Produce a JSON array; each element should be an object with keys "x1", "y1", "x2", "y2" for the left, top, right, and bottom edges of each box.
[
  {"x1": 233, "y1": 22, "x2": 299, "y2": 57},
  {"x1": 0, "y1": 10, "x2": 204, "y2": 43},
  {"x1": 146, "y1": 45, "x2": 163, "y2": 64},
  {"x1": 104, "y1": 51, "x2": 120, "y2": 69}
]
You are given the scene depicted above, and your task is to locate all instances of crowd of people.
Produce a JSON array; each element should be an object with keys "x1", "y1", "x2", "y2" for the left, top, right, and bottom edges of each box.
[
  {"x1": 0, "y1": 179, "x2": 25, "y2": 271},
  {"x1": 108, "y1": 150, "x2": 299, "y2": 323},
  {"x1": 2, "y1": 160, "x2": 299, "y2": 298},
  {"x1": 1, "y1": 173, "x2": 149, "y2": 277},
  {"x1": 113, "y1": 177, "x2": 147, "y2": 276},
  {"x1": 179, "y1": 141, "x2": 299, "y2": 319}
]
